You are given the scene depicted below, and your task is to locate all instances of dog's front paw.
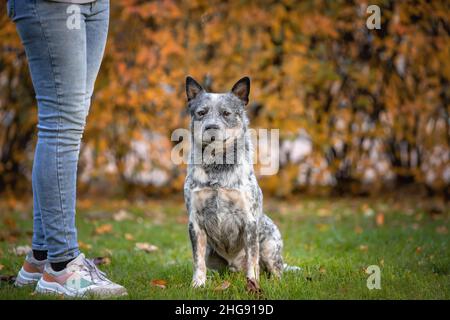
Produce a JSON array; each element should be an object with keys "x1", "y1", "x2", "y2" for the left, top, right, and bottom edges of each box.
[
  {"x1": 191, "y1": 274, "x2": 207, "y2": 288},
  {"x1": 246, "y1": 277, "x2": 262, "y2": 295}
]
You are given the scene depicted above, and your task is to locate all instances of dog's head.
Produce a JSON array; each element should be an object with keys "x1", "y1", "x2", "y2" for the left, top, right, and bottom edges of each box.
[{"x1": 185, "y1": 76, "x2": 250, "y2": 149}]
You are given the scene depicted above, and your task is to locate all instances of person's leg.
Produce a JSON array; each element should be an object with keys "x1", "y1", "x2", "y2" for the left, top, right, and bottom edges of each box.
[
  {"x1": 13, "y1": 0, "x2": 87, "y2": 264},
  {"x1": 84, "y1": 0, "x2": 109, "y2": 115}
]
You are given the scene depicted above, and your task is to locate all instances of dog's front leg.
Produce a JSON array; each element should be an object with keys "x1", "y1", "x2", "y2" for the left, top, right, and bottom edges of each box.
[
  {"x1": 189, "y1": 220, "x2": 207, "y2": 288},
  {"x1": 244, "y1": 219, "x2": 261, "y2": 293}
]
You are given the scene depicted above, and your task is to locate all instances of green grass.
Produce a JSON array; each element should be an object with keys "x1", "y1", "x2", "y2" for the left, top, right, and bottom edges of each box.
[{"x1": 0, "y1": 196, "x2": 449, "y2": 299}]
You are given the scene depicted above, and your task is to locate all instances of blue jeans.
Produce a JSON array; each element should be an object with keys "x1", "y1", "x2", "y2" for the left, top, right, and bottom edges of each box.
[{"x1": 8, "y1": 0, "x2": 109, "y2": 263}]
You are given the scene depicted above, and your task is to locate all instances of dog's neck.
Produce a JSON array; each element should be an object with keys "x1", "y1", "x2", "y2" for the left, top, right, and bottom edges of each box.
[{"x1": 189, "y1": 130, "x2": 254, "y2": 188}]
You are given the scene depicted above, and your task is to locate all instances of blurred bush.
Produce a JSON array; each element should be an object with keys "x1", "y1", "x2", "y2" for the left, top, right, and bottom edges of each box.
[{"x1": 0, "y1": 0, "x2": 449, "y2": 198}]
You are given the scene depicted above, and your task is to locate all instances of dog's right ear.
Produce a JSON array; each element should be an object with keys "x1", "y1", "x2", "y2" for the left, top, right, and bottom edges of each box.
[{"x1": 186, "y1": 76, "x2": 204, "y2": 102}]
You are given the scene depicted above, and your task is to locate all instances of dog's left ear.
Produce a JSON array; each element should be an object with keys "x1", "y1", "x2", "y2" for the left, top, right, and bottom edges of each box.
[
  {"x1": 231, "y1": 77, "x2": 250, "y2": 105},
  {"x1": 186, "y1": 76, "x2": 204, "y2": 102}
]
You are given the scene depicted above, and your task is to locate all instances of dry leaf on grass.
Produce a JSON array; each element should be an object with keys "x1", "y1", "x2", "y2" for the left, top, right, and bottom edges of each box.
[
  {"x1": 92, "y1": 257, "x2": 111, "y2": 266},
  {"x1": 359, "y1": 245, "x2": 368, "y2": 252},
  {"x1": 113, "y1": 210, "x2": 133, "y2": 222},
  {"x1": 0, "y1": 275, "x2": 16, "y2": 284},
  {"x1": 94, "y1": 224, "x2": 113, "y2": 235},
  {"x1": 125, "y1": 233, "x2": 134, "y2": 241},
  {"x1": 415, "y1": 246, "x2": 422, "y2": 254},
  {"x1": 12, "y1": 245, "x2": 31, "y2": 256},
  {"x1": 375, "y1": 213, "x2": 385, "y2": 226},
  {"x1": 135, "y1": 242, "x2": 158, "y2": 253},
  {"x1": 151, "y1": 279, "x2": 167, "y2": 289},
  {"x1": 79, "y1": 241, "x2": 92, "y2": 250},
  {"x1": 214, "y1": 281, "x2": 231, "y2": 291}
]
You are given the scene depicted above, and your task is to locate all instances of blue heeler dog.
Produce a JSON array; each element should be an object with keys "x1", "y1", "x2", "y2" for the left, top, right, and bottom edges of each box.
[{"x1": 184, "y1": 76, "x2": 297, "y2": 293}]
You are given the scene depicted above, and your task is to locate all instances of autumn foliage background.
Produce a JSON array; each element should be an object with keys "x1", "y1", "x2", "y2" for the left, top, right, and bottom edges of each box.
[{"x1": 0, "y1": 0, "x2": 449, "y2": 199}]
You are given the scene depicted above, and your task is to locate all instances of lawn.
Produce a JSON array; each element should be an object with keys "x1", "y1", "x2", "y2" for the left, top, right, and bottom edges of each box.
[{"x1": 0, "y1": 196, "x2": 449, "y2": 299}]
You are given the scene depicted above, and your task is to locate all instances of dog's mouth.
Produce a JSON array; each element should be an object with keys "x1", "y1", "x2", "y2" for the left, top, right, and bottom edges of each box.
[{"x1": 202, "y1": 135, "x2": 229, "y2": 146}]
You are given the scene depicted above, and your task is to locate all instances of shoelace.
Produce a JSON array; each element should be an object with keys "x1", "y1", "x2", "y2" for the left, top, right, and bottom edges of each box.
[{"x1": 73, "y1": 258, "x2": 109, "y2": 284}]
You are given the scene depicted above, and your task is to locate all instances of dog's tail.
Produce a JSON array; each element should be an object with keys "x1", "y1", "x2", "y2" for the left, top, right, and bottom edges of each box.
[{"x1": 283, "y1": 263, "x2": 302, "y2": 272}]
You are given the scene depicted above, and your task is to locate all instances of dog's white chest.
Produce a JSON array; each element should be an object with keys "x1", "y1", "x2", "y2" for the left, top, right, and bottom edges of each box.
[
  {"x1": 191, "y1": 187, "x2": 250, "y2": 256},
  {"x1": 191, "y1": 187, "x2": 250, "y2": 216}
]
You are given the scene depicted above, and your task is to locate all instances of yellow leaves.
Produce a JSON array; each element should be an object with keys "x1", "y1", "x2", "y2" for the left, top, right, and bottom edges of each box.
[
  {"x1": 359, "y1": 245, "x2": 369, "y2": 252},
  {"x1": 375, "y1": 213, "x2": 385, "y2": 227},
  {"x1": 214, "y1": 281, "x2": 231, "y2": 291},
  {"x1": 113, "y1": 210, "x2": 133, "y2": 222},
  {"x1": 79, "y1": 241, "x2": 92, "y2": 251},
  {"x1": 151, "y1": 279, "x2": 167, "y2": 289},
  {"x1": 94, "y1": 224, "x2": 113, "y2": 235},
  {"x1": 354, "y1": 226, "x2": 363, "y2": 234},
  {"x1": 135, "y1": 242, "x2": 159, "y2": 253},
  {"x1": 125, "y1": 233, "x2": 135, "y2": 241}
]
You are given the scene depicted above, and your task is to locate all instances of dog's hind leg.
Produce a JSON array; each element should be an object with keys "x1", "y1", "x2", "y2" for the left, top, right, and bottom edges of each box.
[
  {"x1": 206, "y1": 245, "x2": 228, "y2": 272},
  {"x1": 258, "y1": 214, "x2": 284, "y2": 278},
  {"x1": 259, "y1": 238, "x2": 284, "y2": 278}
]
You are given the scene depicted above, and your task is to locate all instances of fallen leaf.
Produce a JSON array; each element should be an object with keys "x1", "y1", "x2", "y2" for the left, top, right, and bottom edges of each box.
[
  {"x1": 151, "y1": 279, "x2": 167, "y2": 289},
  {"x1": 0, "y1": 275, "x2": 16, "y2": 284},
  {"x1": 214, "y1": 281, "x2": 231, "y2": 291},
  {"x1": 94, "y1": 224, "x2": 113, "y2": 235},
  {"x1": 359, "y1": 245, "x2": 368, "y2": 252},
  {"x1": 375, "y1": 213, "x2": 385, "y2": 226},
  {"x1": 92, "y1": 257, "x2": 111, "y2": 266},
  {"x1": 12, "y1": 245, "x2": 31, "y2": 256},
  {"x1": 354, "y1": 226, "x2": 363, "y2": 234},
  {"x1": 135, "y1": 242, "x2": 158, "y2": 253},
  {"x1": 317, "y1": 208, "x2": 331, "y2": 217},
  {"x1": 435, "y1": 226, "x2": 448, "y2": 235},
  {"x1": 113, "y1": 210, "x2": 133, "y2": 222},
  {"x1": 78, "y1": 241, "x2": 92, "y2": 250},
  {"x1": 415, "y1": 246, "x2": 422, "y2": 254},
  {"x1": 125, "y1": 233, "x2": 134, "y2": 241}
]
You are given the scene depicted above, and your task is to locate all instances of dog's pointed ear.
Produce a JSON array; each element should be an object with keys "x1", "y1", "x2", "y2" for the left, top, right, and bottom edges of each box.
[
  {"x1": 186, "y1": 76, "x2": 204, "y2": 102},
  {"x1": 231, "y1": 76, "x2": 250, "y2": 105}
]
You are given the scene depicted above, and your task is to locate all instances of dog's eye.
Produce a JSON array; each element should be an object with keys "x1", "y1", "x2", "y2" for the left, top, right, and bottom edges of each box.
[
  {"x1": 222, "y1": 110, "x2": 231, "y2": 117},
  {"x1": 197, "y1": 109, "x2": 208, "y2": 117}
]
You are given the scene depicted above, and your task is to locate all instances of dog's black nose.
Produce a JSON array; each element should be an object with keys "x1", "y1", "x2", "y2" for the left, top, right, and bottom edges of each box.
[{"x1": 204, "y1": 124, "x2": 220, "y2": 131}]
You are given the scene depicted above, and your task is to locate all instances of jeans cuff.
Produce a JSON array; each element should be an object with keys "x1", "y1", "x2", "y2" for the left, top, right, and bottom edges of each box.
[
  {"x1": 31, "y1": 244, "x2": 48, "y2": 251},
  {"x1": 47, "y1": 248, "x2": 80, "y2": 263}
]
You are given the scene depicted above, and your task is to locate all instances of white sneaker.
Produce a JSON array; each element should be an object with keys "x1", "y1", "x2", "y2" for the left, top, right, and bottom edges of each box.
[
  {"x1": 35, "y1": 253, "x2": 127, "y2": 298},
  {"x1": 14, "y1": 252, "x2": 47, "y2": 287}
]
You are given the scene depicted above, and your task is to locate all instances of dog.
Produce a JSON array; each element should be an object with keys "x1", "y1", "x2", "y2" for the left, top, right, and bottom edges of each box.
[{"x1": 183, "y1": 76, "x2": 293, "y2": 293}]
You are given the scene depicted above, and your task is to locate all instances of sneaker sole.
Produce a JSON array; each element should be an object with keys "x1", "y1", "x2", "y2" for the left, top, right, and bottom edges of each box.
[
  {"x1": 35, "y1": 279, "x2": 87, "y2": 298},
  {"x1": 14, "y1": 267, "x2": 42, "y2": 287},
  {"x1": 35, "y1": 279, "x2": 128, "y2": 299}
]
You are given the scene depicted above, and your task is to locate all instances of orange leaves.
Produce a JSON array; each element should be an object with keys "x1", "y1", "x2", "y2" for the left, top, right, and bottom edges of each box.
[
  {"x1": 214, "y1": 281, "x2": 231, "y2": 291},
  {"x1": 135, "y1": 242, "x2": 159, "y2": 253},
  {"x1": 151, "y1": 279, "x2": 167, "y2": 289},
  {"x1": 94, "y1": 224, "x2": 113, "y2": 235}
]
